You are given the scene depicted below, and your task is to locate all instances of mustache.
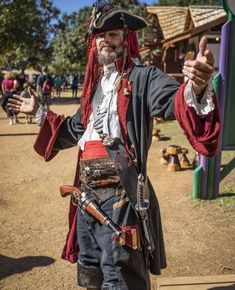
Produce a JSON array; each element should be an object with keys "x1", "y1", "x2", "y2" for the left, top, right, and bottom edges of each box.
[{"x1": 100, "y1": 43, "x2": 116, "y2": 50}]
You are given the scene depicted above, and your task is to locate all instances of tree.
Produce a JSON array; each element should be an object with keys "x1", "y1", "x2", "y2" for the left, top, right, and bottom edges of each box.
[
  {"x1": 0, "y1": 0, "x2": 60, "y2": 70},
  {"x1": 50, "y1": 6, "x2": 92, "y2": 75}
]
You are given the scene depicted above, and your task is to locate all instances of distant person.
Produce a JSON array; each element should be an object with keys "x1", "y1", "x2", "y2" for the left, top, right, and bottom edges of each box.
[
  {"x1": 61, "y1": 75, "x2": 66, "y2": 92},
  {"x1": 20, "y1": 83, "x2": 33, "y2": 124},
  {"x1": 37, "y1": 66, "x2": 54, "y2": 110},
  {"x1": 16, "y1": 71, "x2": 27, "y2": 92},
  {"x1": 0, "y1": 73, "x2": 3, "y2": 96},
  {"x1": 31, "y1": 74, "x2": 39, "y2": 90},
  {"x1": 53, "y1": 75, "x2": 62, "y2": 98},
  {"x1": 1, "y1": 71, "x2": 19, "y2": 125},
  {"x1": 79, "y1": 73, "x2": 84, "y2": 85},
  {"x1": 69, "y1": 74, "x2": 73, "y2": 89},
  {"x1": 71, "y1": 74, "x2": 79, "y2": 98}
]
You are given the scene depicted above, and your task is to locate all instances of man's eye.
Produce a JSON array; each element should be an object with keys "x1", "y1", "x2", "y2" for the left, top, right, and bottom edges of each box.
[{"x1": 97, "y1": 33, "x2": 105, "y2": 38}]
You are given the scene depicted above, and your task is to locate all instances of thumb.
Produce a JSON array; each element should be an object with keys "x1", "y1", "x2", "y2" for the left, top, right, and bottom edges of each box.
[{"x1": 198, "y1": 36, "x2": 207, "y2": 56}]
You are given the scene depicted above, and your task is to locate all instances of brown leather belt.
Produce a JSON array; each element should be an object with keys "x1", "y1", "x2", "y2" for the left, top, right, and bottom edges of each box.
[{"x1": 80, "y1": 157, "x2": 120, "y2": 187}]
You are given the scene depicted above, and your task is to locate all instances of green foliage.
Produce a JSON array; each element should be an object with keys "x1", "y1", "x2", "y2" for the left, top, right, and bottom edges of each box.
[
  {"x1": 0, "y1": 0, "x2": 148, "y2": 73},
  {"x1": 158, "y1": 0, "x2": 222, "y2": 5},
  {"x1": 0, "y1": 0, "x2": 59, "y2": 70},
  {"x1": 51, "y1": 6, "x2": 92, "y2": 75}
]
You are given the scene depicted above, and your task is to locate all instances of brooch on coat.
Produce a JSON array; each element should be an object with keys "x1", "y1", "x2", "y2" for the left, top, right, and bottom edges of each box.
[
  {"x1": 123, "y1": 81, "x2": 132, "y2": 96},
  {"x1": 100, "y1": 133, "x2": 118, "y2": 148}
]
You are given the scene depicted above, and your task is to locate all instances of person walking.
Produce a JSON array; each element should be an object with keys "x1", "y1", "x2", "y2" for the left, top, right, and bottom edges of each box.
[
  {"x1": 0, "y1": 73, "x2": 4, "y2": 97},
  {"x1": 8, "y1": 3, "x2": 220, "y2": 290},
  {"x1": 53, "y1": 75, "x2": 62, "y2": 98},
  {"x1": 36, "y1": 66, "x2": 54, "y2": 109},
  {"x1": 71, "y1": 74, "x2": 79, "y2": 98},
  {"x1": 1, "y1": 71, "x2": 19, "y2": 125},
  {"x1": 20, "y1": 83, "x2": 33, "y2": 124}
]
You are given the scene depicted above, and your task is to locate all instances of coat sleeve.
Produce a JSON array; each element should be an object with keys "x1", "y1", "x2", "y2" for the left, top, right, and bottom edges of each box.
[
  {"x1": 145, "y1": 66, "x2": 220, "y2": 156},
  {"x1": 174, "y1": 82, "x2": 220, "y2": 157},
  {"x1": 53, "y1": 107, "x2": 85, "y2": 150},
  {"x1": 146, "y1": 66, "x2": 179, "y2": 120},
  {"x1": 34, "y1": 108, "x2": 85, "y2": 161},
  {"x1": 33, "y1": 109, "x2": 84, "y2": 263}
]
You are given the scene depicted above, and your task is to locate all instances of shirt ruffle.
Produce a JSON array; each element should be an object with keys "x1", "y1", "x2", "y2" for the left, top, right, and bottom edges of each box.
[{"x1": 184, "y1": 80, "x2": 215, "y2": 116}]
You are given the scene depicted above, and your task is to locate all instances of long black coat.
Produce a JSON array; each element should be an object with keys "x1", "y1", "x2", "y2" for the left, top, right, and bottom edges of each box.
[{"x1": 51, "y1": 64, "x2": 180, "y2": 274}]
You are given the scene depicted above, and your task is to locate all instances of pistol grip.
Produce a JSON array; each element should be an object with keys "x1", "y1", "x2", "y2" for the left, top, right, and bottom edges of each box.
[{"x1": 60, "y1": 185, "x2": 80, "y2": 198}]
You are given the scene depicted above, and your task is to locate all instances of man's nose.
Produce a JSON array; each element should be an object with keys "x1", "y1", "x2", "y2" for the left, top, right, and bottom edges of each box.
[{"x1": 103, "y1": 33, "x2": 111, "y2": 42}]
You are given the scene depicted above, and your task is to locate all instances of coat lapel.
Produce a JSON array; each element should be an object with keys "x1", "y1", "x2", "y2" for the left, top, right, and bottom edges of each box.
[{"x1": 117, "y1": 77, "x2": 132, "y2": 147}]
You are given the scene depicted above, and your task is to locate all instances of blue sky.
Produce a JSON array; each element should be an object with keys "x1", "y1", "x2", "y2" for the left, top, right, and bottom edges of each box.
[{"x1": 53, "y1": 0, "x2": 159, "y2": 14}]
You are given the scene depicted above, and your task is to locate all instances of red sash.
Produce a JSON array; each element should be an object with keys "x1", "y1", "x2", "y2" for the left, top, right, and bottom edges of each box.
[{"x1": 81, "y1": 140, "x2": 108, "y2": 160}]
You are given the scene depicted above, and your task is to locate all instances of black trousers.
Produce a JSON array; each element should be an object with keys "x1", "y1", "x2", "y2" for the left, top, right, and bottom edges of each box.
[
  {"x1": 76, "y1": 188, "x2": 151, "y2": 290},
  {"x1": 1, "y1": 93, "x2": 14, "y2": 117},
  {"x1": 40, "y1": 93, "x2": 51, "y2": 107}
]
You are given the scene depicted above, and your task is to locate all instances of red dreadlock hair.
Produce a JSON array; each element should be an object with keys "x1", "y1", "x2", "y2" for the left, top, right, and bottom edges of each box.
[{"x1": 81, "y1": 29, "x2": 141, "y2": 127}]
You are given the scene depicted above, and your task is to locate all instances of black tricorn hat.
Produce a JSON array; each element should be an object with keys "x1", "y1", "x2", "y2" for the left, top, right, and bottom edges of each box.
[{"x1": 89, "y1": 3, "x2": 148, "y2": 33}]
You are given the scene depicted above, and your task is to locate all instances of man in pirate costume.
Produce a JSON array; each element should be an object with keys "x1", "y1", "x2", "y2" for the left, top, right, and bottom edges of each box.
[{"x1": 8, "y1": 2, "x2": 220, "y2": 290}]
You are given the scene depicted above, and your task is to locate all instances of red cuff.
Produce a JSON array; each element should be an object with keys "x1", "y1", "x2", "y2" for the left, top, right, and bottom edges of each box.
[
  {"x1": 33, "y1": 110, "x2": 67, "y2": 161},
  {"x1": 174, "y1": 82, "x2": 220, "y2": 157}
]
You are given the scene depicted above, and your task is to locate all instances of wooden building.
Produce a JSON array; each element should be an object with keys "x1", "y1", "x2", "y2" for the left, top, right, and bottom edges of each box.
[{"x1": 140, "y1": 6, "x2": 227, "y2": 82}]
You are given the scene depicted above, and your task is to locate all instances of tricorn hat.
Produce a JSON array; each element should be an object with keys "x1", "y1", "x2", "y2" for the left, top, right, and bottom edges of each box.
[{"x1": 88, "y1": 2, "x2": 148, "y2": 33}]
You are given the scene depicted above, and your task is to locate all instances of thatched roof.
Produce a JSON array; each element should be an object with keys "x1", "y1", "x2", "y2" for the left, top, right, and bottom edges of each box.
[{"x1": 146, "y1": 6, "x2": 226, "y2": 43}]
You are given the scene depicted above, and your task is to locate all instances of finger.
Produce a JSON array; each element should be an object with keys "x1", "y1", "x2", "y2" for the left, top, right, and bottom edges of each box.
[
  {"x1": 7, "y1": 104, "x2": 21, "y2": 112},
  {"x1": 182, "y1": 68, "x2": 208, "y2": 86},
  {"x1": 12, "y1": 94, "x2": 24, "y2": 102},
  {"x1": 204, "y1": 49, "x2": 214, "y2": 66},
  {"x1": 183, "y1": 65, "x2": 211, "y2": 82},
  {"x1": 199, "y1": 36, "x2": 207, "y2": 56},
  {"x1": 8, "y1": 97, "x2": 23, "y2": 105},
  {"x1": 184, "y1": 60, "x2": 214, "y2": 74}
]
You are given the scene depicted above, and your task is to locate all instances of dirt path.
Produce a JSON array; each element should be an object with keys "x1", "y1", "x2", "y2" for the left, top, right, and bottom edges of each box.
[{"x1": 0, "y1": 91, "x2": 234, "y2": 290}]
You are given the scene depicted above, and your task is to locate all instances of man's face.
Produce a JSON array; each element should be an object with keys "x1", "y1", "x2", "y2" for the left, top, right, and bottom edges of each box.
[{"x1": 96, "y1": 29, "x2": 125, "y2": 65}]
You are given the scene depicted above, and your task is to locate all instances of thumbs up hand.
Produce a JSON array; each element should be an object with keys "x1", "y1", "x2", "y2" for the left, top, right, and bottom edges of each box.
[{"x1": 182, "y1": 36, "x2": 215, "y2": 97}]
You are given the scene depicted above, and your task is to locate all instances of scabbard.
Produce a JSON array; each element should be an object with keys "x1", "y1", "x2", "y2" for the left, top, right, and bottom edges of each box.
[{"x1": 142, "y1": 217, "x2": 155, "y2": 252}]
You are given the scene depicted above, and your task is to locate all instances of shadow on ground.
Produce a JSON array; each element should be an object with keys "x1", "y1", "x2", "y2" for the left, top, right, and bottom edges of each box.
[
  {"x1": 0, "y1": 133, "x2": 38, "y2": 137},
  {"x1": 0, "y1": 254, "x2": 55, "y2": 280},
  {"x1": 51, "y1": 97, "x2": 81, "y2": 105},
  {"x1": 218, "y1": 192, "x2": 235, "y2": 198},
  {"x1": 208, "y1": 285, "x2": 235, "y2": 290}
]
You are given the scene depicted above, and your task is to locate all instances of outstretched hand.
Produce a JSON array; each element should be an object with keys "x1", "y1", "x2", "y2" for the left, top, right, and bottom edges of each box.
[
  {"x1": 7, "y1": 88, "x2": 40, "y2": 116},
  {"x1": 182, "y1": 36, "x2": 215, "y2": 96}
]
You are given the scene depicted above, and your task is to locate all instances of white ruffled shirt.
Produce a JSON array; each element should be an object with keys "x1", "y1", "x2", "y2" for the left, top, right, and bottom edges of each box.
[
  {"x1": 78, "y1": 63, "x2": 121, "y2": 150},
  {"x1": 184, "y1": 79, "x2": 214, "y2": 115}
]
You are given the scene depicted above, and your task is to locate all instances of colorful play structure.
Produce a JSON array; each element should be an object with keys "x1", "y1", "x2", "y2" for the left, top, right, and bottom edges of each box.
[{"x1": 193, "y1": 0, "x2": 235, "y2": 199}]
